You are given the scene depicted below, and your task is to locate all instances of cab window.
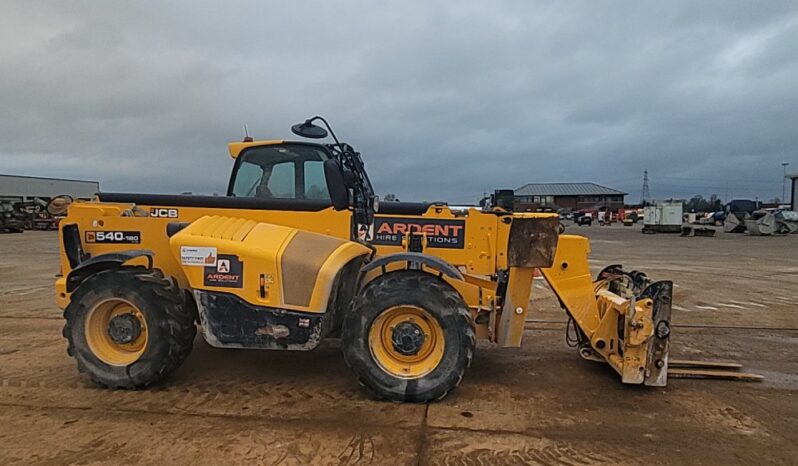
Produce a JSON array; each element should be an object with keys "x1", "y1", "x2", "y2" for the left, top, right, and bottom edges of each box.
[
  {"x1": 267, "y1": 162, "x2": 295, "y2": 198},
  {"x1": 304, "y1": 160, "x2": 330, "y2": 200},
  {"x1": 231, "y1": 162, "x2": 263, "y2": 197},
  {"x1": 230, "y1": 144, "x2": 331, "y2": 201}
]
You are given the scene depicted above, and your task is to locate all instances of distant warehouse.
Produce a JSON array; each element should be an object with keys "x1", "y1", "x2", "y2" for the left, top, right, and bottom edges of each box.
[
  {"x1": 514, "y1": 182, "x2": 626, "y2": 211},
  {"x1": 0, "y1": 174, "x2": 99, "y2": 203}
]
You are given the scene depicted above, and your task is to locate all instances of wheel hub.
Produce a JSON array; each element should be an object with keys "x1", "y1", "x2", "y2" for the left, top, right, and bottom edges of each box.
[
  {"x1": 107, "y1": 313, "x2": 142, "y2": 345},
  {"x1": 391, "y1": 321, "x2": 426, "y2": 356}
]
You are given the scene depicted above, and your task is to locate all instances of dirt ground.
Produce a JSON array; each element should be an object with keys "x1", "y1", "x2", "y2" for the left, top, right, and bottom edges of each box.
[{"x1": 1, "y1": 226, "x2": 796, "y2": 465}]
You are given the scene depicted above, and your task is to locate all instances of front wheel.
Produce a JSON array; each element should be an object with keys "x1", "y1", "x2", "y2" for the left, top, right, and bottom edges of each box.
[
  {"x1": 63, "y1": 267, "x2": 196, "y2": 388},
  {"x1": 342, "y1": 271, "x2": 475, "y2": 402}
]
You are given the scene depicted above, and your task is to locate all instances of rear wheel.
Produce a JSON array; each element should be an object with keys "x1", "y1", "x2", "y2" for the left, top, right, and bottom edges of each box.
[
  {"x1": 342, "y1": 271, "x2": 475, "y2": 402},
  {"x1": 63, "y1": 267, "x2": 196, "y2": 388}
]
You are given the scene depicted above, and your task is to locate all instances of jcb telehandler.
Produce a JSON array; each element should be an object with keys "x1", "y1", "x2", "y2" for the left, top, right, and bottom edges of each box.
[{"x1": 55, "y1": 117, "x2": 675, "y2": 402}]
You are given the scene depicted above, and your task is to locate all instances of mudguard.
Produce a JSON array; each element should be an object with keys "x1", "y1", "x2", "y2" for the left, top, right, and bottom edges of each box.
[
  {"x1": 360, "y1": 252, "x2": 464, "y2": 281},
  {"x1": 65, "y1": 249, "x2": 154, "y2": 292}
]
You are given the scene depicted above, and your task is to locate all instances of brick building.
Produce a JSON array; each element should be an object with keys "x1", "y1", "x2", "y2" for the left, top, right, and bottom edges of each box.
[{"x1": 514, "y1": 182, "x2": 626, "y2": 212}]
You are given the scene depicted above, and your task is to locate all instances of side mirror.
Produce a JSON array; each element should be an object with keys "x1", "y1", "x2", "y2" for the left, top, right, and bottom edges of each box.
[
  {"x1": 324, "y1": 159, "x2": 349, "y2": 211},
  {"x1": 291, "y1": 121, "x2": 328, "y2": 139}
]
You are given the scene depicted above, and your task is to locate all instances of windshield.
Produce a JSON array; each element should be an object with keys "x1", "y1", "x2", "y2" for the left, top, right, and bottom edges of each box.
[{"x1": 229, "y1": 144, "x2": 331, "y2": 201}]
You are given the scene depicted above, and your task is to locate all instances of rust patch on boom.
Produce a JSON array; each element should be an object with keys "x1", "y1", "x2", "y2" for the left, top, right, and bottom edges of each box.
[{"x1": 507, "y1": 216, "x2": 560, "y2": 268}]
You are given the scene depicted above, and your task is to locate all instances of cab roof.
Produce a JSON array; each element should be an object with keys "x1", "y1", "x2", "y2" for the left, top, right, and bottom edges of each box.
[{"x1": 227, "y1": 140, "x2": 283, "y2": 159}]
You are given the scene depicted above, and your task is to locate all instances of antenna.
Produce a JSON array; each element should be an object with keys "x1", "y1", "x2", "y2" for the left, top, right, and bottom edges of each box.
[
  {"x1": 641, "y1": 169, "x2": 651, "y2": 205},
  {"x1": 243, "y1": 124, "x2": 253, "y2": 142}
]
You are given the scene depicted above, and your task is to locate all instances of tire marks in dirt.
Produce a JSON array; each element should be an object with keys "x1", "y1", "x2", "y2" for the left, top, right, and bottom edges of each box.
[
  {"x1": 424, "y1": 431, "x2": 625, "y2": 466},
  {"x1": 0, "y1": 376, "x2": 424, "y2": 429}
]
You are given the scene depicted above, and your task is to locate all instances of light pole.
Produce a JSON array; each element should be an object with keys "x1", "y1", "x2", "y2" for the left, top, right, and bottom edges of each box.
[{"x1": 783, "y1": 162, "x2": 790, "y2": 205}]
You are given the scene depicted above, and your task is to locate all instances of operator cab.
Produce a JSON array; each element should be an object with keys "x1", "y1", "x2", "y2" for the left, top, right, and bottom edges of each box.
[
  {"x1": 225, "y1": 117, "x2": 440, "y2": 225},
  {"x1": 227, "y1": 143, "x2": 332, "y2": 202},
  {"x1": 227, "y1": 117, "x2": 379, "y2": 229}
]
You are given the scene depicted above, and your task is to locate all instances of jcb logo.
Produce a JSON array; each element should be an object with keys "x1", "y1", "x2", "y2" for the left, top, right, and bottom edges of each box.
[{"x1": 150, "y1": 208, "x2": 179, "y2": 218}]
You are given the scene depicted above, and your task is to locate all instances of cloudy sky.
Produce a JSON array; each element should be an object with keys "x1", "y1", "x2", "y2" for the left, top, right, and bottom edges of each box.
[{"x1": 2, "y1": 1, "x2": 797, "y2": 203}]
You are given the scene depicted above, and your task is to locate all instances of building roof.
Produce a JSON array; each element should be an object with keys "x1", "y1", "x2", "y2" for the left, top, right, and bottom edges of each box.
[
  {"x1": 515, "y1": 182, "x2": 626, "y2": 197},
  {"x1": 0, "y1": 173, "x2": 100, "y2": 199},
  {"x1": 0, "y1": 173, "x2": 99, "y2": 184}
]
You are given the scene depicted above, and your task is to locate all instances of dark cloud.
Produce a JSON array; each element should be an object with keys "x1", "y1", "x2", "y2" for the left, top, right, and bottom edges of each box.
[{"x1": 2, "y1": 1, "x2": 796, "y2": 203}]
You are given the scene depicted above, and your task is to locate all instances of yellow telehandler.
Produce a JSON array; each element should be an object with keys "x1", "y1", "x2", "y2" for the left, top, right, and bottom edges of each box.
[{"x1": 54, "y1": 116, "x2": 677, "y2": 401}]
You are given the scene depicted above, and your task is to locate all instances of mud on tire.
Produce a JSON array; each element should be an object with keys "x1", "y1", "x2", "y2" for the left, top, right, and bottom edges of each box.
[
  {"x1": 342, "y1": 270, "x2": 475, "y2": 402},
  {"x1": 63, "y1": 267, "x2": 196, "y2": 389}
]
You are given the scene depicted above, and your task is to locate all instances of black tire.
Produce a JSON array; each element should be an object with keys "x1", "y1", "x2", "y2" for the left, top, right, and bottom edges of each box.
[
  {"x1": 63, "y1": 267, "x2": 196, "y2": 389},
  {"x1": 341, "y1": 271, "x2": 475, "y2": 402}
]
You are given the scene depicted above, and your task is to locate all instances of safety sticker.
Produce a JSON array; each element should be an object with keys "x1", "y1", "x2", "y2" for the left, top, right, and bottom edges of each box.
[
  {"x1": 181, "y1": 246, "x2": 217, "y2": 266},
  {"x1": 203, "y1": 254, "x2": 243, "y2": 288}
]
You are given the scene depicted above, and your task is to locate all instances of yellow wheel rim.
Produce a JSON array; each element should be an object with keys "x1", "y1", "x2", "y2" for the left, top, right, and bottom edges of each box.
[
  {"x1": 368, "y1": 305, "x2": 445, "y2": 379},
  {"x1": 84, "y1": 298, "x2": 148, "y2": 366}
]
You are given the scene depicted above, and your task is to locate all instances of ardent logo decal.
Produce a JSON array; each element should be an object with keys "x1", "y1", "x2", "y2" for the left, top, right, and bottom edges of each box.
[
  {"x1": 362, "y1": 217, "x2": 466, "y2": 249},
  {"x1": 203, "y1": 254, "x2": 243, "y2": 288}
]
